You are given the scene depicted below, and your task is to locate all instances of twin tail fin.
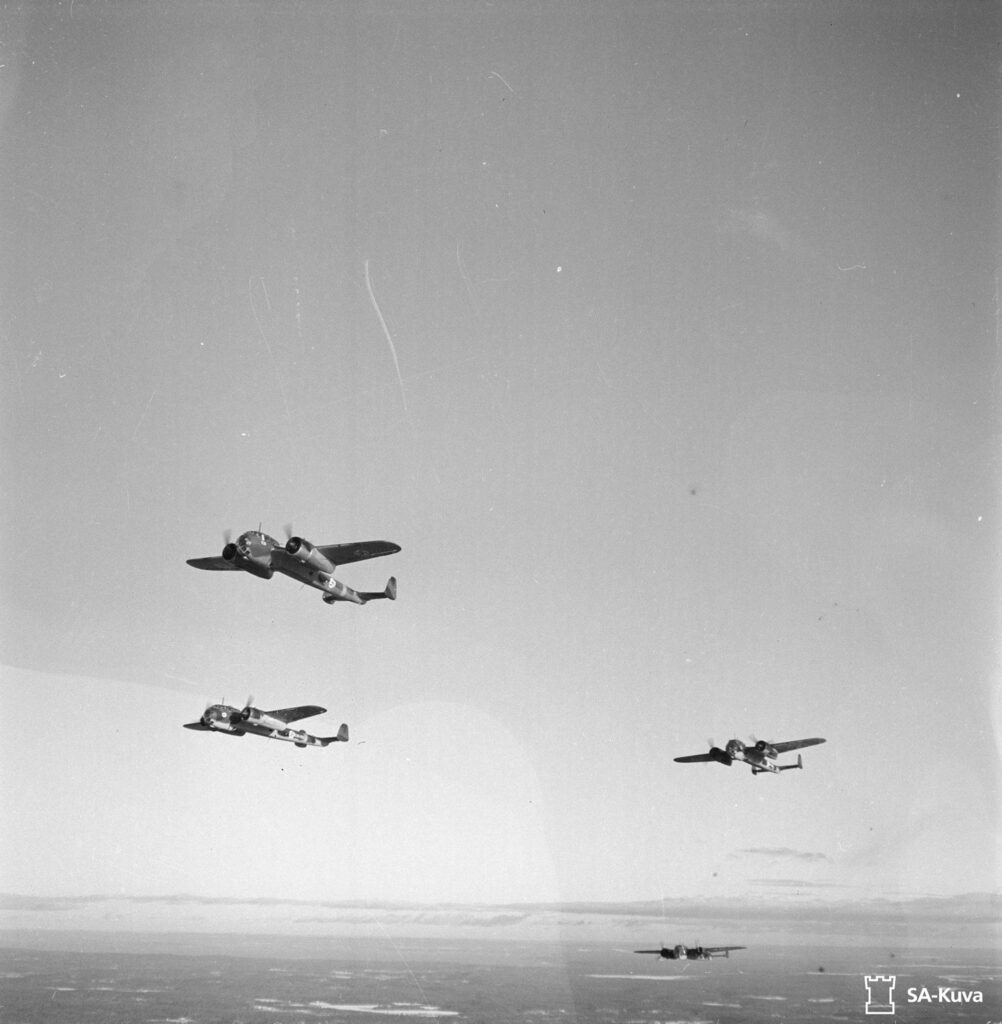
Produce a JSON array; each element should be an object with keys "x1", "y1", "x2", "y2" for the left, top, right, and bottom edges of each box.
[{"x1": 319, "y1": 723, "x2": 350, "y2": 746}]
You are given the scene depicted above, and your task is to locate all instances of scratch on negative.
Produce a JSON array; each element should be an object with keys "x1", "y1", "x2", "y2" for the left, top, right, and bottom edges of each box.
[
  {"x1": 248, "y1": 277, "x2": 273, "y2": 358},
  {"x1": 456, "y1": 240, "x2": 480, "y2": 318},
  {"x1": 132, "y1": 389, "x2": 157, "y2": 440},
  {"x1": 488, "y1": 70, "x2": 514, "y2": 93},
  {"x1": 364, "y1": 259, "x2": 409, "y2": 414}
]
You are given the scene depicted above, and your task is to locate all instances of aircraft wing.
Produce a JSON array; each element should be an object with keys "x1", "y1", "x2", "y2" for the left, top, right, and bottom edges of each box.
[
  {"x1": 315, "y1": 541, "x2": 401, "y2": 566},
  {"x1": 186, "y1": 557, "x2": 241, "y2": 571},
  {"x1": 771, "y1": 737, "x2": 826, "y2": 754},
  {"x1": 266, "y1": 705, "x2": 327, "y2": 724},
  {"x1": 704, "y1": 946, "x2": 746, "y2": 953},
  {"x1": 634, "y1": 949, "x2": 664, "y2": 954},
  {"x1": 673, "y1": 752, "x2": 716, "y2": 763},
  {"x1": 183, "y1": 721, "x2": 211, "y2": 730}
]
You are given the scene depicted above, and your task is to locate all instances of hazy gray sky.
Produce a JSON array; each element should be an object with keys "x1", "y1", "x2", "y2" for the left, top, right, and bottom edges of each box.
[{"x1": 2, "y1": 1, "x2": 998, "y2": 923}]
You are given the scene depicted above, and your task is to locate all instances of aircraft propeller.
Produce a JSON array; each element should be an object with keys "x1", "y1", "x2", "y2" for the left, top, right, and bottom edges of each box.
[{"x1": 239, "y1": 695, "x2": 255, "y2": 721}]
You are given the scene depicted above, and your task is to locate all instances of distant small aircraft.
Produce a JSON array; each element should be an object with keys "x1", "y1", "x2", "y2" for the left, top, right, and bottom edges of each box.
[
  {"x1": 187, "y1": 529, "x2": 399, "y2": 605},
  {"x1": 635, "y1": 944, "x2": 745, "y2": 961},
  {"x1": 674, "y1": 737, "x2": 826, "y2": 774},
  {"x1": 184, "y1": 701, "x2": 348, "y2": 748}
]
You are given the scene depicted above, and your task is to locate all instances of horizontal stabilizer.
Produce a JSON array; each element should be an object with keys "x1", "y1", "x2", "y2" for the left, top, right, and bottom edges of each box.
[
  {"x1": 358, "y1": 577, "x2": 397, "y2": 603},
  {"x1": 776, "y1": 754, "x2": 805, "y2": 771}
]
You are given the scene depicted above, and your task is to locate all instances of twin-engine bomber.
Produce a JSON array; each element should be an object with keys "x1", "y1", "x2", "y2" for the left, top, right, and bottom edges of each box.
[
  {"x1": 635, "y1": 944, "x2": 746, "y2": 961},
  {"x1": 187, "y1": 530, "x2": 399, "y2": 605},
  {"x1": 674, "y1": 736, "x2": 826, "y2": 774},
  {"x1": 184, "y1": 701, "x2": 348, "y2": 748}
]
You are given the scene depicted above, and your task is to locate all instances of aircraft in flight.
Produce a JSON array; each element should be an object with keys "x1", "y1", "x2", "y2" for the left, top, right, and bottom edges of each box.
[
  {"x1": 183, "y1": 701, "x2": 348, "y2": 748},
  {"x1": 187, "y1": 530, "x2": 399, "y2": 605},
  {"x1": 674, "y1": 736, "x2": 826, "y2": 774},
  {"x1": 635, "y1": 944, "x2": 745, "y2": 961}
]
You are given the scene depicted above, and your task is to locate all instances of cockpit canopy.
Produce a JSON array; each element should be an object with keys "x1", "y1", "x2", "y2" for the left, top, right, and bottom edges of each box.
[
  {"x1": 203, "y1": 704, "x2": 238, "y2": 726},
  {"x1": 236, "y1": 531, "x2": 279, "y2": 557}
]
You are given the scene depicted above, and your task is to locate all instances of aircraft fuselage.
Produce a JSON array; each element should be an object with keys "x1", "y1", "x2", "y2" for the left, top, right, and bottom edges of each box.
[
  {"x1": 191, "y1": 704, "x2": 330, "y2": 748},
  {"x1": 225, "y1": 532, "x2": 367, "y2": 603},
  {"x1": 188, "y1": 530, "x2": 399, "y2": 605},
  {"x1": 724, "y1": 739, "x2": 802, "y2": 773},
  {"x1": 675, "y1": 736, "x2": 823, "y2": 774},
  {"x1": 642, "y1": 945, "x2": 740, "y2": 960}
]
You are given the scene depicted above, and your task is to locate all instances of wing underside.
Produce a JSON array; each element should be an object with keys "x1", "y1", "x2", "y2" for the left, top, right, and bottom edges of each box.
[
  {"x1": 186, "y1": 556, "x2": 241, "y2": 571},
  {"x1": 266, "y1": 705, "x2": 326, "y2": 724},
  {"x1": 771, "y1": 737, "x2": 826, "y2": 754},
  {"x1": 673, "y1": 752, "x2": 717, "y2": 762},
  {"x1": 315, "y1": 541, "x2": 401, "y2": 566}
]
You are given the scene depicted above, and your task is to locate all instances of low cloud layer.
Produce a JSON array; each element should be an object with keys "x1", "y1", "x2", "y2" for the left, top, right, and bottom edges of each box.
[
  {"x1": 734, "y1": 847, "x2": 832, "y2": 864},
  {"x1": 2, "y1": 891, "x2": 996, "y2": 932}
]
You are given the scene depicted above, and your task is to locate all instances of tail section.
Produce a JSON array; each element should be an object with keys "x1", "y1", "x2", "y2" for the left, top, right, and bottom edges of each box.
[
  {"x1": 359, "y1": 576, "x2": 397, "y2": 603},
  {"x1": 320, "y1": 723, "x2": 349, "y2": 746},
  {"x1": 777, "y1": 754, "x2": 804, "y2": 772}
]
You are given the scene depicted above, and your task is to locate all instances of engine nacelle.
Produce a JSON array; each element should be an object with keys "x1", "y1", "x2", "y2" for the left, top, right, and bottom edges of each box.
[
  {"x1": 240, "y1": 707, "x2": 287, "y2": 731},
  {"x1": 754, "y1": 740, "x2": 777, "y2": 758},
  {"x1": 710, "y1": 746, "x2": 733, "y2": 765},
  {"x1": 674, "y1": 945, "x2": 687, "y2": 960},
  {"x1": 285, "y1": 537, "x2": 335, "y2": 575}
]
